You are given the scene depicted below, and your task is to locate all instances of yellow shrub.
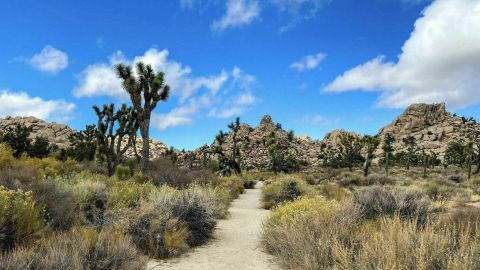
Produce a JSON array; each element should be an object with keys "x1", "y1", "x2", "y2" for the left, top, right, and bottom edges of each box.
[
  {"x1": 218, "y1": 176, "x2": 245, "y2": 200},
  {"x1": 109, "y1": 181, "x2": 156, "y2": 208},
  {"x1": 261, "y1": 177, "x2": 313, "y2": 209},
  {"x1": 0, "y1": 143, "x2": 15, "y2": 169},
  {"x1": 0, "y1": 187, "x2": 45, "y2": 250},
  {"x1": 19, "y1": 156, "x2": 62, "y2": 179},
  {"x1": 315, "y1": 183, "x2": 351, "y2": 201},
  {"x1": 267, "y1": 197, "x2": 340, "y2": 225}
]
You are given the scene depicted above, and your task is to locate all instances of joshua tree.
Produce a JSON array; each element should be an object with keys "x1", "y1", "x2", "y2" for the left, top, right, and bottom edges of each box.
[
  {"x1": 362, "y1": 135, "x2": 380, "y2": 176},
  {"x1": 228, "y1": 117, "x2": 242, "y2": 174},
  {"x1": 402, "y1": 136, "x2": 417, "y2": 170},
  {"x1": 116, "y1": 62, "x2": 170, "y2": 171},
  {"x1": 382, "y1": 133, "x2": 395, "y2": 176},
  {"x1": 213, "y1": 130, "x2": 241, "y2": 176},
  {"x1": 339, "y1": 133, "x2": 363, "y2": 172},
  {"x1": 94, "y1": 103, "x2": 138, "y2": 176}
]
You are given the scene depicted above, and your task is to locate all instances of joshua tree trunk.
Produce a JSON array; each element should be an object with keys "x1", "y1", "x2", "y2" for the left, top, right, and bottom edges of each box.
[
  {"x1": 140, "y1": 121, "x2": 150, "y2": 171},
  {"x1": 363, "y1": 153, "x2": 371, "y2": 177}
]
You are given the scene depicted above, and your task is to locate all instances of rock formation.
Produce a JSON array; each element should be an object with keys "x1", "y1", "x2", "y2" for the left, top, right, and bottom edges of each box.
[
  {"x1": 375, "y1": 103, "x2": 479, "y2": 159},
  {"x1": 0, "y1": 116, "x2": 73, "y2": 148},
  {"x1": 1, "y1": 102, "x2": 478, "y2": 168}
]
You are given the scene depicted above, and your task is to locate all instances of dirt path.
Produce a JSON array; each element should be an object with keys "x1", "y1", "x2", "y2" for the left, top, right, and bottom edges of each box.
[{"x1": 147, "y1": 182, "x2": 281, "y2": 270}]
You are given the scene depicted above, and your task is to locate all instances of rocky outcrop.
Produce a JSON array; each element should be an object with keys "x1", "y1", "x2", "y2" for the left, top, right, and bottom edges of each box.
[
  {"x1": 0, "y1": 116, "x2": 73, "y2": 148},
  {"x1": 0, "y1": 116, "x2": 169, "y2": 159},
  {"x1": 375, "y1": 103, "x2": 479, "y2": 159},
  {"x1": 2, "y1": 102, "x2": 478, "y2": 168},
  {"x1": 181, "y1": 115, "x2": 325, "y2": 169}
]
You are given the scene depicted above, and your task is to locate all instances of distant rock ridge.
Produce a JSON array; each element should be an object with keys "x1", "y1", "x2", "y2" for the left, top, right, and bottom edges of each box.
[
  {"x1": 1, "y1": 102, "x2": 479, "y2": 167},
  {"x1": 0, "y1": 116, "x2": 73, "y2": 148}
]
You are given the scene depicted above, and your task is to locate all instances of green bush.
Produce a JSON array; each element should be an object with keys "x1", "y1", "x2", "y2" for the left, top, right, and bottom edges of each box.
[
  {"x1": 115, "y1": 165, "x2": 132, "y2": 181},
  {"x1": 108, "y1": 181, "x2": 156, "y2": 209},
  {"x1": 0, "y1": 187, "x2": 45, "y2": 251},
  {"x1": 261, "y1": 178, "x2": 312, "y2": 209}
]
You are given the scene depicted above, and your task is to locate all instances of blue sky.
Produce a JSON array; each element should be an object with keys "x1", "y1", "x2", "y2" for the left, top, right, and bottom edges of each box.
[{"x1": 1, "y1": 0, "x2": 479, "y2": 149}]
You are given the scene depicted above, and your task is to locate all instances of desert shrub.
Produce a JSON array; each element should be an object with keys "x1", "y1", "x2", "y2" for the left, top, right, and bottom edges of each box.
[
  {"x1": 146, "y1": 157, "x2": 217, "y2": 188},
  {"x1": 266, "y1": 197, "x2": 341, "y2": 225},
  {"x1": 337, "y1": 172, "x2": 365, "y2": 187},
  {"x1": 29, "y1": 180, "x2": 78, "y2": 231},
  {"x1": 151, "y1": 188, "x2": 218, "y2": 246},
  {"x1": 315, "y1": 183, "x2": 351, "y2": 201},
  {"x1": 243, "y1": 179, "x2": 257, "y2": 189},
  {"x1": 0, "y1": 144, "x2": 15, "y2": 169},
  {"x1": 0, "y1": 187, "x2": 45, "y2": 251},
  {"x1": 262, "y1": 198, "x2": 360, "y2": 270},
  {"x1": 19, "y1": 156, "x2": 63, "y2": 179},
  {"x1": 263, "y1": 198, "x2": 480, "y2": 270},
  {"x1": 218, "y1": 176, "x2": 245, "y2": 200},
  {"x1": 86, "y1": 227, "x2": 147, "y2": 270},
  {"x1": 108, "y1": 181, "x2": 156, "y2": 209},
  {"x1": 261, "y1": 178, "x2": 312, "y2": 209},
  {"x1": 128, "y1": 185, "x2": 221, "y2": 258},
  {"x1": 423, "y1": 182, "x2": 452, "y2": 201},
  {"x1": 353, "y1": 186, "x2": 434, "y2": 224},
  {"x1": 128, "y1": 211, "x2": 189, "y2": 258},
  {"x1": 365, "y1": 174, "x2": 396, "y2": 185},
  {"x1": 337, "y1": 218, "x2": 480, "y2": 270},
  {"x1": 449, "y1": 174, "x2": 464, "y2": 183},
  {"x1": 443, "y1": 207, "x2": 480, "y2": 234},
  {"x1": 115, "y1": 165, "x2": 132, "y2": 181},
  {"x1": 0, "y1": 228, "x2": 146, "y2": 270},
  {"x1": 75, "y1": 182, "x2": 108, "y2": 228}
]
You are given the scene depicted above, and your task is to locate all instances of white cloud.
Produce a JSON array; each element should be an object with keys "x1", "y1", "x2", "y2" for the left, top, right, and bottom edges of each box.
[
  {"x1": 302, "y1": 114, "x2": 338, "y2": 125},
  {"x1": 290, "y1": 53, "x2": 326, "y2": 71},
  {"x1": 211, "y1": 0, "x2": 261, "y2": 32},
  {"x1": 153, "y1": 95, "x2": 211, "y2": 130},
  {"x1": 325, "y1": 0, "x2": 480, "y2": 109},
  {"x1": 209, "y1": 91, "x2": 257, "y2": 118},
  {"x1": 29, "y1": 46, "x2": 68, "y2": 74},
  {"x1": 270, "y1": 0, "x2": 330, "y2": 31},
  {"x1": 0, "y1": 89, "x2": 75, "y2": 122},
  {"x1": 74, "y1": 48, "x2": 229, "y2": 101},
  {"x1": 75, "y1": 49, "x2": 259, "y2": 129}
]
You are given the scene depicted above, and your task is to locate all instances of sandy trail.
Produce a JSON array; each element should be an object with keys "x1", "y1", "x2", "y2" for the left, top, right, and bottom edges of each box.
[{"x1": 147, "y1": 182, "x2": 281, "y2": 270}]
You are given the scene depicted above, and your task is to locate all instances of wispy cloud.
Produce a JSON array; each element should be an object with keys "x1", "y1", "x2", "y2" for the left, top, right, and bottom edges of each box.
[
  {"x1": 211, "y1": 0, "x2": 261, "y2": 32},
  {"x1": 290, "y1": 53, "x2": 326, "y2": 71},
  {"x1": 302, "y1": 114, "x2": 338, "y2": 125}
]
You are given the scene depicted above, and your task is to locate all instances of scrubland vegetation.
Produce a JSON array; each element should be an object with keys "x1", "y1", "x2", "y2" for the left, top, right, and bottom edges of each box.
[
  {"x1": 261, "y1": 167, "x2": 480, "y2": 270},
  {"x1": 0, "y1": 144, "x2": 246, "y2": 269}
]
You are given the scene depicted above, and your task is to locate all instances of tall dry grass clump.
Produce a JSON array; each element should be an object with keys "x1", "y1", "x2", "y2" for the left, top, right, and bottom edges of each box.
[{"x1": 262, "y1": 190, "x2": 480, "y2": 270}]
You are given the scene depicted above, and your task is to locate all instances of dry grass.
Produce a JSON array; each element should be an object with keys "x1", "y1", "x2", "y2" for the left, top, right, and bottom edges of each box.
[{"x1": 262, "y1": 194, "x2": 480, "y2": 270}]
